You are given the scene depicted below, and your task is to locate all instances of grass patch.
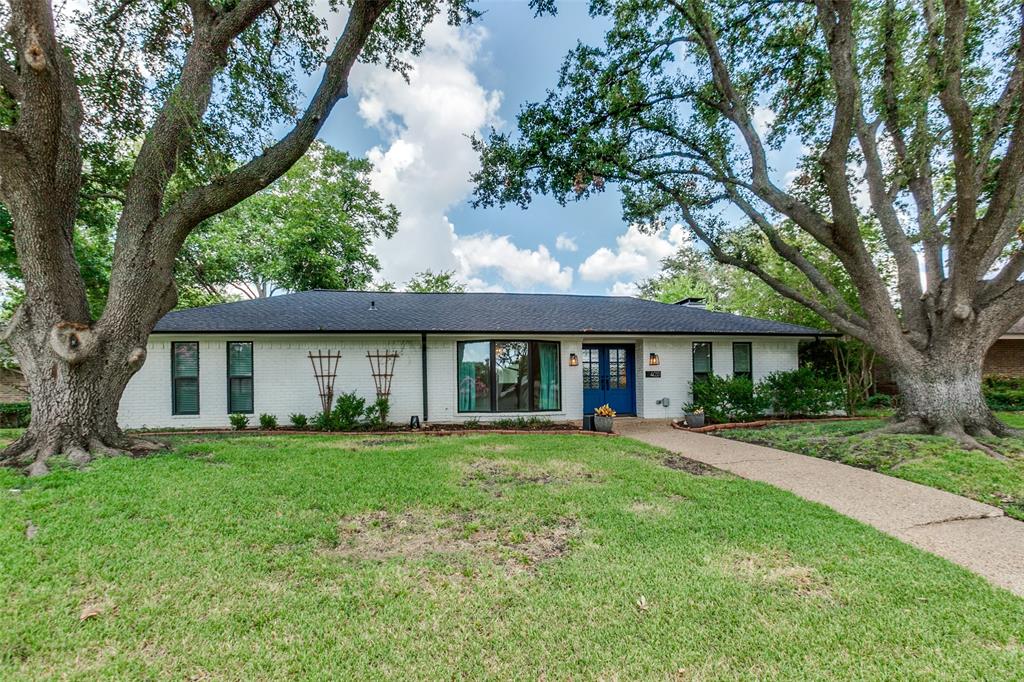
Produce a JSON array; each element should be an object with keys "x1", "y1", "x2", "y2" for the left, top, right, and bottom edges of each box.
[
  {"x1": 723, "y1": 416, "x2": 1024, "y2": 520},
  {"x1": 1, "y1": 432, "x2": 1022, "y2": 678}
]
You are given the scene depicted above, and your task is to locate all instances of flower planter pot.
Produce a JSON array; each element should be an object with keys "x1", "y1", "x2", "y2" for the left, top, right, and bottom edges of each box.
[
  {"x1": 684, "y1": 413, "x2": 705, "y2": 428},
  {"x1": 593, "y1": 415, "x2": 614, "y2": 433}
]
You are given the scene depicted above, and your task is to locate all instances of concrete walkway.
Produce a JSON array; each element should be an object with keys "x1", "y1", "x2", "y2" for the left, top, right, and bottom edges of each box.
[{"x1": 618, "y1": 420, "x2": 1024, "y2": 597}]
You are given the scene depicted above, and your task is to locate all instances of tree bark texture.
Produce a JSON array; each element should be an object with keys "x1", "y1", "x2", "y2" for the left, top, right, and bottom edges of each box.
[{"x1": 0, "y1": 0, "x2": 392, "y2": 473}]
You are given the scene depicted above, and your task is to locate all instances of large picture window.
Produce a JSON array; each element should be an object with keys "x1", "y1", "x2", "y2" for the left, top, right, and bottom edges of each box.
[
  {"x1": 692, "y1": 342, "x2": 713, "y2": 383},
  {"x1": 172, "y1": 342, "x2": 199, "y2": 415},
  {"x1": 227, "y1": 341, "x2": 254, "y2": 413},
  {"x1": 733, "y1": 342, "x2": 753, "y2": 381},
  {"x1": 457, "y1": 340, "x2": 561, "y2": 412}
]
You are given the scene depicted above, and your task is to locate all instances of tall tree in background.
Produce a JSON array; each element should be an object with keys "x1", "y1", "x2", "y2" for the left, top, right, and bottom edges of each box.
[
  {"x1": 404, "y1": 269, "x2": 467, "y2": 293},
  {"x1": 474, "y1": 0, "x2": 1024, "y2": 452},
  {"x1": 180, "y1": 141, "x2": 399, "y2": 301},
  {"x1": 0, "y1": 0, "x2": 473, "y2": 473}
]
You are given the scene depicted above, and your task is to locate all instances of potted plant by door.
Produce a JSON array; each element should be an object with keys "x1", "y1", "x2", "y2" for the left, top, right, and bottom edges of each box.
[
  {"x1": 593, "y1": 404, "x2": 616, "y2": 433},
  {"x1": 684, "y1": 407, "x2": 705, "y2": 428}
]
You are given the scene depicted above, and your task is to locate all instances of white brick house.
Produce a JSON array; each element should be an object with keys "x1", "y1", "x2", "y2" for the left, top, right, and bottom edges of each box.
[{"x1": 118, "y1": 291, "x2": 827, "y2": 429}]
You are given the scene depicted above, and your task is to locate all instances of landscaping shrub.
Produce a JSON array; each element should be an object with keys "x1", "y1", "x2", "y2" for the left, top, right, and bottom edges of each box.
[
  {"x1": 311, "y1": 410, "x2": 339, "y2": 432},
  {"x1": 688, "y1": 375, "x2": 769, "y2": 423},
  {"x1": 364, "y1": 397, "x2": 391, "y2": 429},
  {"x1": 289, "y1": 413, "x2": 308, "y2": 428},
  {"x1": 229, "y1": 413, "x2": 250, "y2": 430},
  {"x1": 332, "y1": 391, "x2": 368, "y2": 430},
  {"x1": 259, "y1": 413, "x2": 278, "y2": 430},
  {"x1": 761, "y1": 367, "x2": 846, "y2": 417},
  {"x1": 983, "y1": 374, "x2": 1024, "y2": 411},
  {"x1": 492, "y1": 416, "x2": 555, "y2": 429},
  {"x1": 862, "y1": 393, "x2": 893, "y2": 409},
  {"x1": 0, "y1": 402, "x2": 30, "y2": 428}
]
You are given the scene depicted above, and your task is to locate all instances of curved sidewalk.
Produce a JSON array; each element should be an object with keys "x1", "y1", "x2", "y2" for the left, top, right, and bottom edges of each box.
[{"x1": 619, "y1": 420, "x2": 1024, "y2": 597}]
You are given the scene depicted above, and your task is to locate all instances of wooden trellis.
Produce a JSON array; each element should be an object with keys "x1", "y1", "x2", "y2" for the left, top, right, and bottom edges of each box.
[
  {"x1": 308, "y1": 350, "x2": 342, "y2": 414},
  {"x1": 366, "y1": 349, "x2": 400, "y2": 399}
]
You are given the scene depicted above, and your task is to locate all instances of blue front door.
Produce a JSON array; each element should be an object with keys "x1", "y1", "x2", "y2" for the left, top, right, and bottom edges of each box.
[{"x1": 583, "y1": 344, "x2": 636, "y2": 415}]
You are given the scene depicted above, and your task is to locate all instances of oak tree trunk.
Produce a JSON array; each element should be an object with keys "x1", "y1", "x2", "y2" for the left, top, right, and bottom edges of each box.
[
  {"x1": 1, "y1": 305, "x2": 160, "y2": 475},
  {"x1": 882, "y1": 340, "x2": 1013, "y2": 455}
]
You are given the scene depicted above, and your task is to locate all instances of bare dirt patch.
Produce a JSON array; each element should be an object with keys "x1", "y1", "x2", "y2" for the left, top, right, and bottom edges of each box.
[
  {"x1": 328, "y1": 509, "x2": 579, "y2": 575},
  {"x1": 460, "y1": 458, "x2": 602, "y2": 497},
  {"x1": 664, "y1": 455, "x2": 721, "y2": 476},
  {"x1": 720, "y1": 549, "x2": 833, "y2": 601}
]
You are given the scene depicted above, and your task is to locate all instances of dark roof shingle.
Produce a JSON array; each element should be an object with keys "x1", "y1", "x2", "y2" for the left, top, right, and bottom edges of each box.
[{"x1": 153, "y1": 290, "x2": 832, "y2": 336}]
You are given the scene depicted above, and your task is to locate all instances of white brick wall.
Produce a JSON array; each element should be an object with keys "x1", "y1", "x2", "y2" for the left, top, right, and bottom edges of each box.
[
  {"x1": 119, "y1": 332, "x2": 803, "y2": 428},
  {"x1": 635, "y1": 336, "x2": 801, "y2": 420}
]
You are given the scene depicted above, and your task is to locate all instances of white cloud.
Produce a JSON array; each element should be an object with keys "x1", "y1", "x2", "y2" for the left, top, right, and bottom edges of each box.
[
  {"x1": 608, "y1": 281, "x2": 640, "y2": 297},
  {"x1": 453, "y1": 232, "x2": 573, "y2": 290},
  {"x1": 578, "y1": 223, "x2": 694, "y2": 282},
  {"x1": 555, "y1": 233, "x2": 578, "y2": 252},
  {"x1": 752, "y1": 106, "x2": 776, "y2": 139},
  {"x1": 351, "y1": 20, "x2": 503, "y2": 283}
]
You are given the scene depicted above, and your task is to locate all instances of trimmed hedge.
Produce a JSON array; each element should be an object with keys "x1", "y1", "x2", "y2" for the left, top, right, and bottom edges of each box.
[
  {"x1": 0, "y1": 402, "x2": 30, "y2": 428},
  {"x1": 690, "y1": 375, "x2": 769, "y2": 423},
  {"x1": 983, "y1": 374, "x2": 1024, "y2": 411},
  {"x1": 688, "y1": 368, "x2": 846, "y2": 423}
]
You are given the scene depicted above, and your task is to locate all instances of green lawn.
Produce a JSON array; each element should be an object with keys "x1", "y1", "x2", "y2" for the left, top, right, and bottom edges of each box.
[
  {"x1": 2, "y1": 433, "x2": 1022, "y2": 679},
  {"x1": 722, "y1": 414, "x2": 1024, "y2": 520}
]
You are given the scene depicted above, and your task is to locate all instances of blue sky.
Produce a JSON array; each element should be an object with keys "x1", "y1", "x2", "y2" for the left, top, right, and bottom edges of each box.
[{"x1": 313, "y1": 1, "x2": 695, "y2": 295}]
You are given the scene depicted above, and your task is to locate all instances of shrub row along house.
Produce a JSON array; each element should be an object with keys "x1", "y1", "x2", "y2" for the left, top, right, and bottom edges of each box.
[{"x1": 118, "y1": 291, "x2": 829, "y2": 429}]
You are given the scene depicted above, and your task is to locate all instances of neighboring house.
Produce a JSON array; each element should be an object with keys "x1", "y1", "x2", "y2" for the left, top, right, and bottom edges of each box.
[
  {"x1": 984, "y1": 318, "x2": 1024, "y2": 377},
  {"x1": 118, "y1": 291, "x2": 829, "y2": 429},
  {"x1": 0, "y1": 367, "x2": 28, "y2": 404}
]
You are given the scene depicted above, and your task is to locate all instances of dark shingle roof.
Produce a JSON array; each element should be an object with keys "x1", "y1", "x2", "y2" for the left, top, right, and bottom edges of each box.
[{"x1": 153, "y1": 290, "x2": 832, "y2": 336}]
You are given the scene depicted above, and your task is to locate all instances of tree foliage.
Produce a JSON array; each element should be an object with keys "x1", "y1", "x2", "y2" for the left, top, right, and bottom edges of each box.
[
  {"x1": 179, "y1": 141, "x2": 398, "y2": 301},
  {"x1": 0, "y1": 0, "x2": 474, "y2": 470},
  {"x1": 473, "y1": 0, "x2": 1024, "y2": 443},
  {"x1": 403, "y1": 269, "x2": 467, "y2": 293}
]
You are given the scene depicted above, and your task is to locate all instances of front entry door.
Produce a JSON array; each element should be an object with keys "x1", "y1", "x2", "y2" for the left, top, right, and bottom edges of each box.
[{"x1": 583, "y1": 344, "x2": 636, "y2": 415}]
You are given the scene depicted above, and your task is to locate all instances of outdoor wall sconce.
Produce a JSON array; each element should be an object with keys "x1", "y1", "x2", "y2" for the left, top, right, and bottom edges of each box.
[
  {"x1": 568, "y1": 353, "x2": 579, "y2": 366},
  {"x1": 649, "y1": 352, "x2": 660, "y2": 366}
]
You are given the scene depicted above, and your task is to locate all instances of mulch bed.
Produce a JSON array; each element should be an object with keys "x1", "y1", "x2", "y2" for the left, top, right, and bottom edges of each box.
[
  {"x1": 672, "y1": 416, "x2": 871, "y2": 434},
  {"x1": 135, "y1": 426, "x2": 616, "y2": 439}
]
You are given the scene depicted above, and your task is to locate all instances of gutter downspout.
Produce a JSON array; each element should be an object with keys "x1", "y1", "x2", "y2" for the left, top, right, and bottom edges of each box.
[{"x1": 421, "y1": 333, "x2": 428, "y2": 422}]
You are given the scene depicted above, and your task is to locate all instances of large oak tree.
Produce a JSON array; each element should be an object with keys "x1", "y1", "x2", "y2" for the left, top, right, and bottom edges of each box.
[
  {"x1": 0, "y1": 0, "x2": 471, "y2": 474},
  {"x1": 474, "y1": 0, "x2": 1024, "y2": 452}
]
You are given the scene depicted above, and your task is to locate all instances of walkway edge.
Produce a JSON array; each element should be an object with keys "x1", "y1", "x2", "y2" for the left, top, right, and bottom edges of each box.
[{"x1": 619, "y1": 420, "x2": 1024, "y2": 597}]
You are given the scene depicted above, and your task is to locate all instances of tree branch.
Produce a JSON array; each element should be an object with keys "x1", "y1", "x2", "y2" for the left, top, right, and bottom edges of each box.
[
  {"x1": 158, "y1": 0, "x2": 391, "y2": 243},
  {"x1": 674, "y1": 199, "x2": 872, "y2": 341},
  {"x1": 0, "y1": 56, "x2": 20, "y2": 100}
]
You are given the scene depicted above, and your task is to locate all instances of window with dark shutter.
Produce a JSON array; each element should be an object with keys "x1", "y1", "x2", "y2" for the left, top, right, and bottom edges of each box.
[
  {"x1": 692, "y1": 342, "x2": 713, "y2": 383},
  {"x1": 227, "y1": 342, "x2": 254, "y2": 413},
  {"x1": 172, "y1": 342, "x2": 200, "y2": 415},
  {"x1": 733, "y1": 342, "x2": 753, "y2": 381}
]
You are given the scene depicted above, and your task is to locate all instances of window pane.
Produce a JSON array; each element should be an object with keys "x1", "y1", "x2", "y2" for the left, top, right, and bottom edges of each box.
[
  {"x1": 693, "y1": 342, "x2": 712, "y2": 380},
  {"x1": 457, "y1": 341, "x2": 492, "y2": 412},
  {"x1": 228, "y1": 342, "x2": 253, "y2": 377},
  {"x1": 229, "y1": 377, "x2": 253, "y2": 413},
  {"x1": 733, "y1": 342, "x2": 752, "y2": 377},
  {"x1": 583, "y1": 348, "x2": 600, "y2": 389},
  {"x1": 532, "y1": 342, "x2": 561, "y2": 410},
  {"x1": 172, "y1": 342, "x2": 199, "y2": 415},
  {"x1": 174, "y1": 378, "x2": 199, "y2": 414},
  {"x1": 608, "y1": 348, "x2": 628, "y2": 389},
  {"x1": 173, "y1": 342, "x2": 199, "y2": 378},
  {"x1": 495, "y1": 341, "x2": 529, "y2": 412}
]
